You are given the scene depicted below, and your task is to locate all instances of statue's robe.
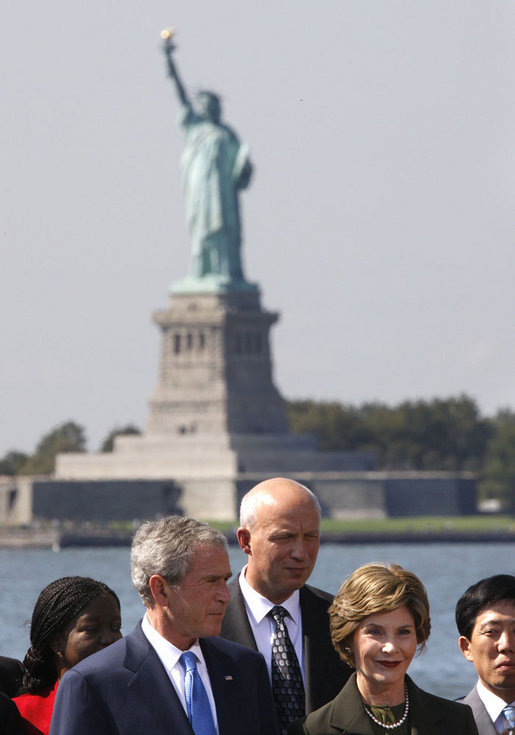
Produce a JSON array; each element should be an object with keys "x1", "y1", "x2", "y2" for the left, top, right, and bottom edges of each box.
[{"x1": 180, "y1": 108, "x2": 251, "y2": 281}]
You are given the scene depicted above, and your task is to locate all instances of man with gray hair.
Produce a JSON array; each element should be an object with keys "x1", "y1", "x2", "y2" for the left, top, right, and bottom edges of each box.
[
  {"x1": 220, "y1": 477, "x2": 351, "y2": 735},
  {"x1": 50, "y1": 516, "x2": 278, "y2": 735}
]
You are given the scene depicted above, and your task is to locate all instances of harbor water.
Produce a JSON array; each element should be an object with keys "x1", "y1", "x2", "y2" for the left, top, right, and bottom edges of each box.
[{"x1": 0, "y1": 542, "x2": 512, "y2": 700}]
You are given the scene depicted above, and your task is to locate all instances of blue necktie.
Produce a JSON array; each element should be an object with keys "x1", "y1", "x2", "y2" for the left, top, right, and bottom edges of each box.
[
  {"x1": 503, "y1": 706, "x2": 515, "y2": 734},
  {"x1": 180, "y1": 651, "x2": 217, "y2": 735}
]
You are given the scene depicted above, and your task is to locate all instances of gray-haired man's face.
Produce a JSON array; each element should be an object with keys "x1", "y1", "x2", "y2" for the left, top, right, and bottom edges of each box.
[{"x1": 159, "y1": 545, "x2": 232, "y2": 649}]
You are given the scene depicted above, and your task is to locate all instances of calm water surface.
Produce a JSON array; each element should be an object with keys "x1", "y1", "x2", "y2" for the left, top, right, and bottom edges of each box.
[{"x1": 1, "y1": 543, "x2": 512, "y2": 699}]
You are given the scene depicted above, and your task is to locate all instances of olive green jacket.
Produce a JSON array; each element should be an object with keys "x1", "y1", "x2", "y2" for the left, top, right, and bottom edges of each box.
[{"x1": 288, "y1": 674, "x2": 478, "y2": 735}]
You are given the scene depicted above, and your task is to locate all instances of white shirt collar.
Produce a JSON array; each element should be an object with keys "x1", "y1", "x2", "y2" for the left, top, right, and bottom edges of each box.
[
  {"x1": 476, "y1": 679, "x2": 515, "y2": 724},
  {"x1": 141, "y1": 612, "x2": 206, "y2": 674},
  {"x1": 239, "y1": 566, "x2": 301, "y2": 627}
]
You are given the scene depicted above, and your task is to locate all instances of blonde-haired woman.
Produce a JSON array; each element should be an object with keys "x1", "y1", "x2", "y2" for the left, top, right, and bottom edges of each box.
[{"x1": 288, "y1": 562, "x2": 477, "y2": 735}]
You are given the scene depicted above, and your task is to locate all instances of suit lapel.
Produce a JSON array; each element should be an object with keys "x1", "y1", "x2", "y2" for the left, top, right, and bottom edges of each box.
[
  {"x1": 300, "y1": 587, "x2": 317, "y2": 714},
  {"x1": 201, "y1": 639, "x2": 239, "y2": 735},
  {"x1": 328, "y1": 673, "x2": 442, "y2": 735},
  {"x1": 464, "y1": 686, "x2": 497, "y2": 735},
  {"x1": 224, "y1": 578, "x2": 259, "y2": 650},
  {"x1": 328, "y1": 674, "x2": 375, "y2": 734},
  {"x1": 300, "y1": 586, "x2": 331, "y2": 714},
  {"x1": 408, "y1": 678, "x2": 433, "y2": 735},
  {"x1": 123, "y1": 623, "x2": 194, "y2": 735},
  {"x1": 406, "y1": 675, "x2": 447, "y2": 735}
]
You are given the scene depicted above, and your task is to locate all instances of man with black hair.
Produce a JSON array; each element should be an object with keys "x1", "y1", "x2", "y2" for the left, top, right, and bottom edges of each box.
[{"x1": 456, "y1": 574, "x2": 515, "y2": 735}]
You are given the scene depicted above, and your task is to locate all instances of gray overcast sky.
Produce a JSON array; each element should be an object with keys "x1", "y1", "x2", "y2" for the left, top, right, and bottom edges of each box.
[{"x1": 2, "y1": 1, "x2": 514, "y2": 456}]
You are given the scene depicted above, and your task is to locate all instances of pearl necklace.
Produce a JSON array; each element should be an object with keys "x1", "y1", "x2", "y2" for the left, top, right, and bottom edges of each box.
[{"x1": 364, "y1": 684, "x2": 409, "y2": 730}]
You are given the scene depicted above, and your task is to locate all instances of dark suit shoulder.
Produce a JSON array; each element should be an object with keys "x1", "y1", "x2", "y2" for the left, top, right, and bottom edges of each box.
[
  {"x1": 0, "y1": 692, "x2": 25, "y2": 735},
  {"x1": 220, "y1": 578, "x2": 258, "y2": 650},
  {"x1": 302, "y1": 585, "x2": 334, "y2": 605},
  {"x1": 227, "y1": 576, "x2": 241, "y2": 596},
  {"x1": 72, "y1": 625, "x2": 265, "y2": 677},
  {"x1": 409, "y1": 677, "x2": 457, "y2": 708},
  {"x1": 430, "y1": 697, "x2": 478, "y2": 734},
  {"x1": 288, "y1": 697, "x2": 339, "y2": 735},
  {"x1": 66, "y1": 627, "x2": 140, "y2": 685},
  {"x1": 226, "y1": 577, "x2": 333, "y2": 605},
  {"x1": 408, "y1": 678, "x2": 479, "y2": 734},
  {"x1": 76, "y1": 635, "x2": 128, "y2": 671},
  {"x1": 0, "y1": 656, "x2": 24, "y2": 698},
  {"x1": 419, "y1": 689, "x2": 475, "y2": 714},
  {"x1": 202, "y1": 635, "x2": 265, "y2": 664},
  {"x1": 456, "y1": 688, "x2": 474, "y2": 704},
  {"x1": 300, "y1": 584, "x2": 352, "y2": 713}
]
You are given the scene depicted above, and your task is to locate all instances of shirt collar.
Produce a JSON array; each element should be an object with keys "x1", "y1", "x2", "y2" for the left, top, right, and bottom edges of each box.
[
  {"x1": 476, "y1": 679, "x2": 515, "y2": 723},
  {"x1": 141, "y1": 613, "x2": 206, "y2": 673},
  {"x1": 239, "y1": 566, "x2": 301, "y2": 627}
]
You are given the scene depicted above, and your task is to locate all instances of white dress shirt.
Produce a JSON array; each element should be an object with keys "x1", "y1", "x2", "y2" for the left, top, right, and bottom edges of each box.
[
  {"x1": 238, "y1": 567, "x2": 305, "y2": 682},
  {"x1": 476, "y1": 680, "x2": 515, "y2": 733},
  {"x1": 141, "y1": 613, "x2": 219, "y2": 732}
]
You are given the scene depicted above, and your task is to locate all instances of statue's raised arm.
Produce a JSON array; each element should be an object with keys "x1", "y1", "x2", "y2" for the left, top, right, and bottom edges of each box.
[
  {"x1": 161, "y1": 30, "x2": 191, "y2": 113},
  {"x1": 160, "y1": 31, "x2": 254, "y2": 290}
]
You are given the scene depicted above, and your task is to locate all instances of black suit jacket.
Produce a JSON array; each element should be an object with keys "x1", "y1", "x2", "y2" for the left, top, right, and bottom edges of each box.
[
  {"x1": 457, "y1": 686, "x2": 497, "y2": 735},
  {"x1": 0, "y1": 656, "x2": 24, "y2": 698},
  {"x1": 49, "y1": 621, "x2": 278, "y2": 735},
  {"x1": 220, "y1": 578, "x2": 352, "y2": 713},
  {"x1": 288, "y1": 673, "x2": 479, "y2": 735},
  {"x1": 0, "y1": 692, "x2": 25, "y2": 735}
]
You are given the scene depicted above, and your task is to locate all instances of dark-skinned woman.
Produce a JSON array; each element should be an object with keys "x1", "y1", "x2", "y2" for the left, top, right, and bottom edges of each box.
[{"x1": 14, "y1": 576, "x2": 122, "y2": 735}]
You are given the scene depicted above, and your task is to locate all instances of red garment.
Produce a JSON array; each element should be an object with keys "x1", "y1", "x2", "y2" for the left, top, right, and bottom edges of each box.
[{"x1": 13, "y1": 681, "x2": 58, "y2": 735}]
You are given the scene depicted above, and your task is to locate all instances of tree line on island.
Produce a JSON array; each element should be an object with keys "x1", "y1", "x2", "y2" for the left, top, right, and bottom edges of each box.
[
  {"x1": 1, "y1": 394, "x2": 513, "y2": 511},
  {"x1": 0, "y1": 423, "x2": 140, "y2": 477},
  {"x1": 286, "y1": 395, "x2": 515, "y2": 512}
]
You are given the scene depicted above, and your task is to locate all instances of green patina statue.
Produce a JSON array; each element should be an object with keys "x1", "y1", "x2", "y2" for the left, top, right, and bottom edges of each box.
[{"x1": 162, "y1": 31, "x2": 255, "y2": 292}]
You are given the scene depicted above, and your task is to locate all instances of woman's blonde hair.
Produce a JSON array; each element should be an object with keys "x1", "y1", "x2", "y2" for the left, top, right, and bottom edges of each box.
[{"x1": 329, "y1": 562, "x2": 431, "y2": 666}]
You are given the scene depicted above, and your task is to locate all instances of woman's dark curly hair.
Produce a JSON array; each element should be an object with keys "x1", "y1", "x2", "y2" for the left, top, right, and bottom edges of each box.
[{"x1": 22, "y1": 576, "x2": 120, "y2": 694}]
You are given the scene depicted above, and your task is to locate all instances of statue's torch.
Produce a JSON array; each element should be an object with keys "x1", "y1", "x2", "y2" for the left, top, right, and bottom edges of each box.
[{"x1": 160, "y1": 27, "x2": 176, "y2": 52}]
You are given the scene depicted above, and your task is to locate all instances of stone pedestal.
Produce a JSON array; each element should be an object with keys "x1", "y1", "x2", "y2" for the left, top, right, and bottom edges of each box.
[
  {"x1": 54, "y1": 287, "x2": 376, "y2": 519},
  {"x1": 146, "y1": 288, "x2": 289, "y2": 436}
]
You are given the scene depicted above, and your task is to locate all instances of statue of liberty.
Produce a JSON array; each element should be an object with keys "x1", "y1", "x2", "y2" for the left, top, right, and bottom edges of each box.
[{"x1": 162, "y1": 31, "x2": 254, "y2": 288}]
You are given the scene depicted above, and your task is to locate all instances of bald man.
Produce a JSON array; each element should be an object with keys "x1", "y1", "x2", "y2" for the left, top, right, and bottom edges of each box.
[{"x1": 220, "y1": 478, "x2": 351, "y2": 730}]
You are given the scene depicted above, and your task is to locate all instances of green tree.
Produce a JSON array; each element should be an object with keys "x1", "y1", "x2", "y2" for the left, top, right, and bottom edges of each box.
[
  {"x1": 371, "y1": 396, "x2": 492, "y2": 470},
  {"x1": 480, "y1": 409, "x2": 515, "y2": 512},
  {"x1": 286, "y1": 394, "x2": 492, "y2": 471},
  {"x1": 287, "y1": 400, "x2": 372, "y2": 451},
  {"x1": 100, "y1": 424, "x2": 141, "y2": 452},
  {"x1": 21, "y1": 421, "x2": 87, "y2": 475},
  {"x1": 0, "y1": 450, "x2": 29, "y2": 475}
]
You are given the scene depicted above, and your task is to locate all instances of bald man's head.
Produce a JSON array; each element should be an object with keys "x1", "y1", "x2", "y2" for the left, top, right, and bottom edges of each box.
[
  {"x1": 239, "y1": 478, "x2": 320, "y2": 530},
  {"x1": 237, "y1": 478, "x2": 321, "y2": 604}
]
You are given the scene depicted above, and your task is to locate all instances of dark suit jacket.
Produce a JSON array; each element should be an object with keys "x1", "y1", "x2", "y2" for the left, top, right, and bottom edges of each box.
[
  {"x1": 457, "y1": 686, "x2": 497, "y2": 735},
  {"x1": 0, "y1": 692, "x2": 25, "y2": 735},
  {"x1": 0, "y1": 656, "x2": 24, "y2": 698},
  {"x1": 49, "y1": 621, "x2": 278, "y2": 735},
  {"x1": 288, "y1": 673, "x2": 479, "y2": 735},
  {"x1": 220, "y1": 578, "x2": 352, "y2": 713}
]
